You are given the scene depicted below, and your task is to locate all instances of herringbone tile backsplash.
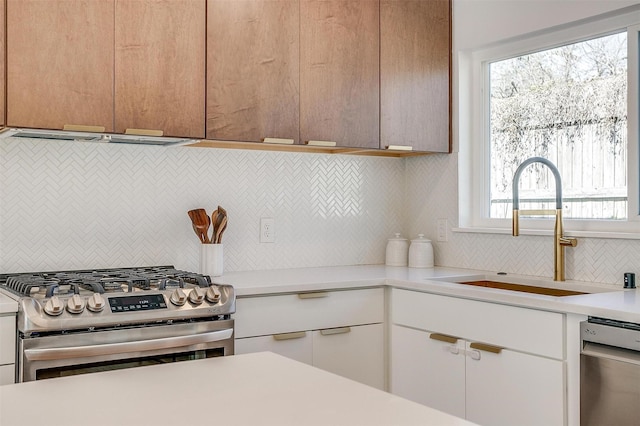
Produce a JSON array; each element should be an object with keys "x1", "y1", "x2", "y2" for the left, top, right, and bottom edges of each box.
[
  {"x1": 0, "y1": 138, "x2": 405, "y2": 273},
  {"x1": 1, "y1": 137, "x2": 636, "y2": 286}
]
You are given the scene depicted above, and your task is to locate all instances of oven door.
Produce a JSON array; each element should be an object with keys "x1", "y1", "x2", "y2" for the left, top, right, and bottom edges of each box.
[{"x1": 19, "y1": 319, "x2": 234, "y2": 382}]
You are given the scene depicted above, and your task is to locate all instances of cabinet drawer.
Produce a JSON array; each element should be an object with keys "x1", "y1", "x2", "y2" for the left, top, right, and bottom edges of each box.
[
  {"x1": 391, "y1": 289, "x2": 564, "y2": 359},
  {"x1": 0, "y1": 316, "x2": 16, "y2": 365},
  {"x1": 0, "y1": 364, "x2": 14, "y2": 385},
  {"x1": 235, "y1": 332, "x2": 313, "y2": 365},
  {"x1": 235, "y1": 288, "x2": 384, "y2": 338},
  {"x1": 313, "y1": 323, "x2": 385, "y2": 390}
]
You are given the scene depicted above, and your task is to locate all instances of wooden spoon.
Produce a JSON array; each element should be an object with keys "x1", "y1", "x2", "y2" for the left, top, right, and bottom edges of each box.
[
  {"x1": 188, "y1": 208, "x2": 211, "y2": 244},
  {"x1": 211, "y1": 209, "x2": 220, "y2": 243},
  {"x1": 215, "y1": 215, "x2": 228, "y2": 244}
]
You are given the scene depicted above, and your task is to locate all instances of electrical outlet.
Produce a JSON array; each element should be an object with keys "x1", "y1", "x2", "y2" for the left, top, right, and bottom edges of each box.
[
  {"x1": 437, "y1": 219, "x2": 448, "y2": 242},
  {"x1": 260, "y1": 218, "x2": 275, "y2": 243}
]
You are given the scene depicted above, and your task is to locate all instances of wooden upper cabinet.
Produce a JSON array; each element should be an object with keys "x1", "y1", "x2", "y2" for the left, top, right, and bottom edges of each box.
[
  {"x1": 207, "y1": 0, "x2": 300, "y2": 143},
  {"x1": 115, "y1": 0, "x2": 206, "y2": 138},
  {"x1": 0, "y1": 0, "x2": 5, "y2": 127},
  {"x1": 381, "y1": 0, "x2": 451, "y2": 152},
  {"x1": 300, "y1": 0, "x2": 379, "y2": 148},
  {"x1": 6, "y1": 0, "x2": 115, "y2": 131}
]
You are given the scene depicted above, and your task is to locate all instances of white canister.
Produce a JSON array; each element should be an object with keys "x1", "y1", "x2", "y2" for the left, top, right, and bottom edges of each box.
[
  {"x1": 408, "y1": 234, "x2": 434, "y2": 268},
  {"x1": 386, "y1": 233, "x2": 409, "y2": 266}
]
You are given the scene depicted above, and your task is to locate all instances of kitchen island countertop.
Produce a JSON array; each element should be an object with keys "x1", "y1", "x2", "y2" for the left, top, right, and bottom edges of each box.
[{"x1": 0, "y1": 351, "x2": 475, "y2": 426}]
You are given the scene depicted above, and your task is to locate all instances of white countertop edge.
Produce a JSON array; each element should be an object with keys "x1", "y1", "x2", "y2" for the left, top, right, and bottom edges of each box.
[{"x1": 0, "y1": 352, "x2": 477, "y2": 426}]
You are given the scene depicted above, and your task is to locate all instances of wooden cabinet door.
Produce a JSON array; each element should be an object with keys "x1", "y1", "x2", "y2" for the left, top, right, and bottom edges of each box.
[
  {"x1": 465, "y1": 342, "x2": 565, "y2": 426},
  {"x1": 380, "y1": 0, "x2": 450, "y2": 152},
  {"x1": 300, "y1": 0, "x2": 379, "y2": 148},
  {"x1": 6, "y1": 0, "x2": 115, "y2": 131},
  {"x1": 115, "y1": 0, "x2": 206, "y2": 138},
  {"x1": 0, "y1": 0, "x2": 5, "y2": 127},
  {"x1": 313, "y1": 323, "x2": 384, "y2": 390},
  {"x1": 207, "y1": 0, "x2": 299, "y2": 142},
  {"x1": 390, "y1": 325, "x2": 466, "y2": 417}
]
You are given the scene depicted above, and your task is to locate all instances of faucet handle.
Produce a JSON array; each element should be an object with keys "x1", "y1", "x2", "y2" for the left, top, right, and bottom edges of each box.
[{"x1": 559, "y1": 237, "x2": 578, "y2": 247}]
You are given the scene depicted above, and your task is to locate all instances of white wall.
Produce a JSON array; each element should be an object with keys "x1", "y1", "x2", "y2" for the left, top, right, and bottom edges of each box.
[{"x1": 406, "y1": 0, "x2": 640, "y2": 286}]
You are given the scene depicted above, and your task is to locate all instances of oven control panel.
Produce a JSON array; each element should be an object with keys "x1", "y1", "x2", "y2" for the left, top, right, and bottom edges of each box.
[{"x1": 108, "y1": 294, "x2": 167, "y2": 312}]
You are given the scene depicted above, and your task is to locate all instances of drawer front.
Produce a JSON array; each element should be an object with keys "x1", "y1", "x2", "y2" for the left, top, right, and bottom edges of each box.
[
  {"x1": 235, "y1": 287, "x2": 384, "y2": 338},
  {"x1": 0, "y1": 364, "x2": 14, "y2": 385},
  {"x1": 391, "y1": 289, "x2": 564, "y2": 359},
  {"x1": 235, "y1": 332, "x2": 313, "y2": 365},
  {"x1": 0, "y1": 316, "x2": 16, "y2": 365}
]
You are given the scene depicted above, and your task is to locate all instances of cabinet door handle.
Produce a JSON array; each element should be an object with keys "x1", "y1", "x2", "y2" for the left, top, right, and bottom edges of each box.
[
  {"x1": 63, "y1": 124, "x2": 106, "y2": 133},
  {"x1": 297, "y1": 292, "x2": 329, "y2": 299},
  {"x1": 429, "y1": 333, "x2": 458, "y2": 344},
  {"x1": 469, "y1": 342, "x2": 503, "y2": 354},
  {"x1": 263, "y1": 137, "x2": 295, "y2": 145},
  {"x1": 125, "y1": 128, "x2": 164, "y2": 137},
  {"x1": 320, "y1": 327, "x2": 351, "y2": 336},
  {"x1": 273, "y1": 331, "x2": 307, "y2": 341}
]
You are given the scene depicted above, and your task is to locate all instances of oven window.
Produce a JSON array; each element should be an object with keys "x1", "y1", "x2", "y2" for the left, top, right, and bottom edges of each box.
[{"x1": 36, "y1": 348, "x2": 225, "y2": 380}]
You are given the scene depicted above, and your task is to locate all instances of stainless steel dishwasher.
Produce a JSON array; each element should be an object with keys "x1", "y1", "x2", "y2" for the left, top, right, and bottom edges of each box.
[{"x1": 581, "y1": 318, "x2": 640, "y2": 426}]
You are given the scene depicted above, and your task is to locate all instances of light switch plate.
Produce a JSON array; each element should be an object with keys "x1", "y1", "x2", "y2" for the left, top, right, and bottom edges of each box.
[{"x1": 437, "y1": 219, "x2": 448, "y2": 242}]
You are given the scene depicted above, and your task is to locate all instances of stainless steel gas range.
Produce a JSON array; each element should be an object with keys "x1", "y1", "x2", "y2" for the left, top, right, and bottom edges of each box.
[{"x1": 0, "y1": 266, "x2": 235, "y2": 382}]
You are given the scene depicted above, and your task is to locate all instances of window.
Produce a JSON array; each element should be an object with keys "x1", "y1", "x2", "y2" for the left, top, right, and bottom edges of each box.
[
  {"x1": 462, "y1": 10, "x2": 640, "y2": 236},
  {"x1": 489, "y1": 33, "x2": 627, "y2": 220}
]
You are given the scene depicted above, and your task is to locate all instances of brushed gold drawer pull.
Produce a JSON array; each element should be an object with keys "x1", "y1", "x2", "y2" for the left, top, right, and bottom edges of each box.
[
  {"x1": 470, "y1": 342, "x2": 503, "y2": 354},
  {"x1": 125, "y1": 128, "x2": 164, "y2": 137},
  {"x1": 320, "y1": 327, "x2": 351, "y2": 336},
  {"x1": 429, "y1": 333, "x2": 458, "y2": 344},
  {"x1": 263, "y1": 137, "x2": 295, "y2": 145},
  {"x1": 273, "y1": 331, "x2": 306, "y2": 341},
  {"x1": 63, "y1": 124, "x2": 106, "y2": 133},
  {"x1": 297, "y1": 292, "x2": 329, "y2": 299},
  {"x1": 385, "y1": 145, "x2": 413, "y2": 151},
  {"x1": 306, "y1": 140, "x2": 337, "y2": 147}
]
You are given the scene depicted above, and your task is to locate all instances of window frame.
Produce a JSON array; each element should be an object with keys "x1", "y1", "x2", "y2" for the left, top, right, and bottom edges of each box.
[{"x1": 460, "y1": 10, "x2": 640, "y2": 237}]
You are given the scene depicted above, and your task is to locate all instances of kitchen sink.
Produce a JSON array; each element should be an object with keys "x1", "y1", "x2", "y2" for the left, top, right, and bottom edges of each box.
[
  {"x1": 457, "y1": 280, "x2": 586, "y2": 297},
  {"x1": 429, "y1": 274, "x2": 616, "y2": 297}
]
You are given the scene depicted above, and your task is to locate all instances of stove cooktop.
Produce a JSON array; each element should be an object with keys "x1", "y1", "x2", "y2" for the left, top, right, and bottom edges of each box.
[{"x1": 0, "y1": 266, "x2": 235, "y2": 335}]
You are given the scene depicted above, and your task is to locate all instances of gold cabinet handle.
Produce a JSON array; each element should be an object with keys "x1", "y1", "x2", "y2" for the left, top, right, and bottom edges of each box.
[
  {"x1": 263, "y1": 137, "x2": 295, "y2": 145},
  {"x1": 297, "y1": 292, "x2": 329, "y2": 299},
  {"x1": 320, "y1": 327, "x2": 351, "y2": 336},
  {"x1": 306, "y1": 140, "x2": 337, "y2": 147},
  {"x1": 429, "y1": 333, "x2": 458, "y2": 344},
  {"x1": 469, "y1": 342, "x2": 503, "y2": 354},
  {"x1": 125, "y1": 128, "x2": 164, "y2": 137},
  {"x1": 273, "y1": 331, "x2": 306, "y2": 341},
  {"x1": 63, "y1": 124, "x2": 106, "y2": 133}
]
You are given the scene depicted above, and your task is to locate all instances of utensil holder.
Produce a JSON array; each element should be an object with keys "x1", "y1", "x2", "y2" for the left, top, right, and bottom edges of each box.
[{"x1": 200, "y1": 244, "x2": 223, "y2": 277}]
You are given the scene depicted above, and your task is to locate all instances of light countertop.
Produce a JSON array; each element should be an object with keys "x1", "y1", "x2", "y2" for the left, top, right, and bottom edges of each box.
[
  {"x1": 0, "y1": 352, "x2": 475, "y2": 426},
  {"x1": 215, "y1": 264, "x2": 640, "y2": 323}
]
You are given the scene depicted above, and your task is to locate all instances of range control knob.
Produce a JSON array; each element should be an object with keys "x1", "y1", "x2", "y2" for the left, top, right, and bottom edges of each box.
[
  {"x1": 170, "y1": 288, "x2": 187, "y2": 306},
  {"x1": 205, "y1": 285, "x2": 221, "y2": 304},
  {"x1": 188, "y1": 287, "x2": 205, "y2": 305},
  {"x1": 66, "y1": 294, "x2": 86, "y2": 314},
  {"x1": 44, "y1": 296, "x2": 64, "y2": 316},
  {"x1": 87, "y1": 293, "x2": 106, "y2": 313}
]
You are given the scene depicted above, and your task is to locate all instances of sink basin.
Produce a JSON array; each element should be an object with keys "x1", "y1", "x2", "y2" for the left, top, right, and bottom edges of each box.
[{"x1": 457, "y1": 280, "x2": 586, "y2": 297}]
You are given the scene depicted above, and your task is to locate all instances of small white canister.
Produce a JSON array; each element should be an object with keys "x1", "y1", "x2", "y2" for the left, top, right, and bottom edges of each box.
[
  {"x1": 386, "y1": 233, "x2": 409, "y2": 266},
  {"x1": 408, "y1": 234, "x2": 434, "y2": 268}
]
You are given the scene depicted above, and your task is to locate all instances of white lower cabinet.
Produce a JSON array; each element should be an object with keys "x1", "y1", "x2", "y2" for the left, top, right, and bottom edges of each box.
[
  {"x1": 234, "y1": 287, "x2": 385, "y2": 389},
  {"x1": 313, "y1": 323, "x2": 384, "y2": 389},
  {"x1": 390, "y1": 289, "x2": 566, "y2": 426},
  {"x1": 0, "y1": 315, "x2": 16, "y2": 385}
]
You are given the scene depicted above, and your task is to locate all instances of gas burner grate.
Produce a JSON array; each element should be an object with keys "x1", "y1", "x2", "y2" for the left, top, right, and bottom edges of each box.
[{"x1": 0, "y1": 266, "x2": 213, "y2": 297}]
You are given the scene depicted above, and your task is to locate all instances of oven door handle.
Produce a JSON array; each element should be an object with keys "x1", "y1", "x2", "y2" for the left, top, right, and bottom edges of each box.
[{"x1": 23, "y1": 328, "x2": 234, "y2": 361}]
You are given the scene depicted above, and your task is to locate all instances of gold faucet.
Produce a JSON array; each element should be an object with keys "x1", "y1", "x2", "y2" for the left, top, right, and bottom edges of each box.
[{"x1": 512, "y1": 157, "x2": 577, "y2": 281}]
